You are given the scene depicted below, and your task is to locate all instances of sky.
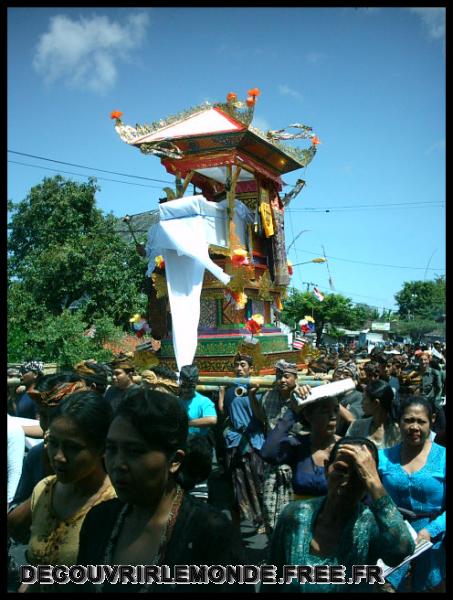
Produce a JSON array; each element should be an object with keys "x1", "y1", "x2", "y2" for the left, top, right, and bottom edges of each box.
[{"x1": 7, "y1": 7, "x2": 446, "y2": 313}]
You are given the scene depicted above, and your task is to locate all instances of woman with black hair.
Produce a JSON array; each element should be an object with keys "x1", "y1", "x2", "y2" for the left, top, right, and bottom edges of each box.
[
  {"x1": 346, "y1": 379, "x2": 401, "y2": 449},
  {"x1": 22, "y1": 390, "x2": 116, "y2": 591},
  {"x1": 74, "y1": 387, "x2": 246, "y2": 593},
  {"x1": 378, "y1": 396, "x2": 446, "y2": 592},
  {"x1": 7, "y1": 372, "x2": 88, "y2": 544},
  {"x1": 268, "y1": 437, "x2": 414, "y2": 593},
  {"x1": 261, "y1": 394, "x2": 340, "y2": 503}
]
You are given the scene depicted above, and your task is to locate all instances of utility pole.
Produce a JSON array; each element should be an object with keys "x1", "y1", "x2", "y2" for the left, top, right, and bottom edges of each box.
[
  {"x1": 322, "y1": 245, "x2": 335, "y2": 290},
  {"x1": 301, "y1": 281, "x2": 318, "y2": 292}
]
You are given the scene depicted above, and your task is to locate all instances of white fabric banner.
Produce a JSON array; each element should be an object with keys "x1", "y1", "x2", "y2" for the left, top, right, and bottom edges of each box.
[{"x1": 147, "y1": 196, "x2": 231, "y2": 371}]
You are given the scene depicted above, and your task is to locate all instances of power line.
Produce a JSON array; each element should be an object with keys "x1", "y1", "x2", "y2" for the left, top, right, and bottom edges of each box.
[
  {"x1": 287, "y1": 200, "x2": 444, "y2": 210},
  {"x1": 8, "y1": 151, "x2": 445, "y2": 213},
  {"x1": 298, "y1": 282, "x2": 396, "y2": 311},
  {"x1": 8, "y1": 150, "x2": 174, "y2": 184},
  {"x1": 286, "y1": 203, "x2": 445, "y2": 213},
  {"x1": 8, "y1": 160, "x2": 166, "y2": 190},
  {"x1": 291, "y1": 248, "x2": 445, "y2": 271}
]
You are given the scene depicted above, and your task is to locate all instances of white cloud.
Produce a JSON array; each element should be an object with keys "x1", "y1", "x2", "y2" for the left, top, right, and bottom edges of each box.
[
  {"x1": 278, "y1": 84, "x2": 303, "y2": 102},
  {"x1": 252, "y1": 116, "x2": 271, "y2": 132},
  {"x1": 408, "y1": 7, "x2": 446, "y2": 40},
  {"x1": 33, "y1": 11, "x2": 150, "y2": 94},
  {"x1": 305, "y1": 52, "x2": 327, "y2": 65},
  {"x1": 425, "y1": 139, "x2": 446, "y2": 156}
]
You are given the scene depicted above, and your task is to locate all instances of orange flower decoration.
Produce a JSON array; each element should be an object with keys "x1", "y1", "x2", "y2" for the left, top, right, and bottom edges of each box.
[
  {"x1": 246, "y1": 96, "x2": 256, "y2": 108},
  {"x1": 154, "y1": 255, "x2": 165, "y2": 269},
  {"x1": 247, "y1": 88, "x2": 261, "y2": 98},
  {"x1": 311, "y1": 135, "x2": 321, "y2": 146},
  {"x1": 232, "y1": 248, "x2": 249, "y2": 267},
  {"x1": 287, "y1": 260, "x2": 293, "y2": 276},
  {"x1": 245, "y1": 313, "x2": 264, "y2": 335},
  {"x1": 226, "y1": 92, "x2": 238, "y2": 102},
  {"x1": 110, "y1": 110, "x2": 123, "y2": 120},
  {"x1": 231, "y1": 290, "x2": 248, "y2": 309}
]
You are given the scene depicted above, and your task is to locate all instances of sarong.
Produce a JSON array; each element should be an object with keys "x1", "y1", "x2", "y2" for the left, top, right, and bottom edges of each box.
[{"x1": 225, "y1": 446, "x2": 264, "y2": 528}]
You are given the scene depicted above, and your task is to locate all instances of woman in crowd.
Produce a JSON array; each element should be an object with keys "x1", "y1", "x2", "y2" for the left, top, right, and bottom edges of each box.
[
  {"x1": 378, "y1": 396, "x2": 446, "y2": 592},
  {"x1": 7, "y1": 372, "x2": 87, "y2": 544},
  {"x1": 261, "y1": 391, "x2": 340, "y2": 502},
  {"x1": 268, "y1": 437, "x2": 415, "y2": 593},
  {"x1": 73, "y1": 387, "x2": 246, "y2": 592},
  {"x1": 22, "y1": 390, "x2": 116, "y2": 591},
  {"x1": 346, "y1": 379, "x2": 400, "y2": 449}
]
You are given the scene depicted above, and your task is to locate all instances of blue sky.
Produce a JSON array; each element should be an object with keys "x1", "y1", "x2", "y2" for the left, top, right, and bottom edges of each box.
[{"x1": 8, "y1": 7, "x2": 445, "y2": 312}]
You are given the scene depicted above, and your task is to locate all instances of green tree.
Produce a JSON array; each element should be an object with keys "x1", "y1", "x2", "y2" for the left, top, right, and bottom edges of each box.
[
  {"x1": 8, "y1": 176, "x2": 147, "y2": 325},
  {"x1": 391, "y1": 318, "x2": 443, "y2": 342},
  {"x1": 394, "y1": 277, "x2": 445, "y2": 320},
  {"x1": 350, "y1": 303, "x2": 380, "y2": 328},
  {"x1": 8, "y1": 176, "x2": 149, "y2": 363},
  {"x1": 7, "y1": 310, "x2": 124, "y2": 366},
  {"x1": 281, "y1": 288, "x2": 355, "y2": 346}
]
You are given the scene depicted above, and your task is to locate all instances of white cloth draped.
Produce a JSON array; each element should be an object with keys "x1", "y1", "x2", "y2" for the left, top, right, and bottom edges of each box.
[{"x1": 146, "y1": 195, "x2": 231, "y2": 371}]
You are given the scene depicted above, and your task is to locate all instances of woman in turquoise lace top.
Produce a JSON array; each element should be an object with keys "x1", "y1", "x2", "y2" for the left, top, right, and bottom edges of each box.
[
  {"x1": 267, "y1": 437, "x2": 414, "y2": 593},
  {"x1": 378, "y1": 395, "x2": 446, "y2": 592}
]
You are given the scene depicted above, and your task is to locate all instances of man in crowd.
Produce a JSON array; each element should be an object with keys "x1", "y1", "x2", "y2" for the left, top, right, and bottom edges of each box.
[
  {"x1": 15, "y1": 361, "x2": 44, "y2": 419},
  {"x1": 73, "y1": 360, "x2": 109, "y2": 396},
  {"x1": 332, "y1": 361, "x2": 364, "y2": 435},
  {"x1": 417, "y1": 351, "x2": 442, "y2": 405},
  {"x1": 252, "y1": 360, "x2": 305, "y2": 536},
  {"x1": 178, "y1": 364, "x2": 217, "y2": 440},
  {"x1": 178, "y1": 364, "x2": 217, "y2": 501},
  {"x1": 104, "y1": 353, "x2": 138, "y2": 411},
  {"x1": 221, "y1": 353, "x2": 265, "y2": 533}
]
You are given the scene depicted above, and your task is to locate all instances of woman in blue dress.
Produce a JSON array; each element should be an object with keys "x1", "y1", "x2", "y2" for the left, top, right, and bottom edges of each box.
[
  {"x1": 378, "y1": 395, "x2": 446, "y2": 592},
  {"x1": 261, "y1": 395, "x2": 340, "y2": 501},
  {"x1": 268, "y1": 437, "x2": 414, "y2": 593}
]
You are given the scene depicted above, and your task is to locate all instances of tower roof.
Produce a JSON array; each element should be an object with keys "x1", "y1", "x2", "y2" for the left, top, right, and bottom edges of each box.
[{"x1": 112, "y1": 96, "x2": 318, "y2": 178}]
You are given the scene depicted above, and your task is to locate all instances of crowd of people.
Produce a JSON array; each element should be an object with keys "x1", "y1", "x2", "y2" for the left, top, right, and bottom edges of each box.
[{"x1": 6, "y1": 340, "x2": 446, "y2": 593}]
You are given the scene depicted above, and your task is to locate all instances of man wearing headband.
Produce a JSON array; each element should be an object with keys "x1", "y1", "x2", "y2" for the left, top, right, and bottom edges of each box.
[
  {"x1": 251, "y1": 360, "x2": 305, "y2": 535},
  {"x1": 140, "y1": 365, "x2": 179, "y2": 395},
  {"x1": 332, "y1": 361, "x2": 364, "y2": 436},
  {"x1": 73, "y1": 360, "x2": 109, "y2": 396},
  {"x1": 15, "y1": 361, "x2": 44, "y2": 420},
  {"x1": 105, "y1": 354, "x2": 138, "y2": 411},
  {"x1": 221, "y1": 353, "x2": 266, "y2": 534}
]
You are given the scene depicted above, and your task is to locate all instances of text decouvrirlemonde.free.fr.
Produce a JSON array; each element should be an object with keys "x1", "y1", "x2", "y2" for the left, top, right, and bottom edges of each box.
[{"x1": 21, "y1": 564, "x2": 385, "y2": 586}]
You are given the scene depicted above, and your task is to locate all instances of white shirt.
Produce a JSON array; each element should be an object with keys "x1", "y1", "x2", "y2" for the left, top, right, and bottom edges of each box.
[{"x1": 7, "y1": 414, "x2": 25, "y2": 504}]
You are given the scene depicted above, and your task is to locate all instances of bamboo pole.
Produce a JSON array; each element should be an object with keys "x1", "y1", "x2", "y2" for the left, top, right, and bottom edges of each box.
[
  {"x1": 197, "y1": 376, "x2": 329, "y2": 388},
  {"x1": 226, "y1": 164, "x2": 233, "y2": 250},
  {"x1": 180, "y1": 171, "x2": 194, "y2": 197},
  {"x1": 7, "y1": 375, "x2": 330, "y2": 390}
]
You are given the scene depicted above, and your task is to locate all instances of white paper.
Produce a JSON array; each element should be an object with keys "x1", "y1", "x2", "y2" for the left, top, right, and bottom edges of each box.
[
  {"x1": 294, "y1": 378, "x2": 356, "y2": 407},
  {"x1": 376, "y1": 520, "x2": 433, "y2": 578}
]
